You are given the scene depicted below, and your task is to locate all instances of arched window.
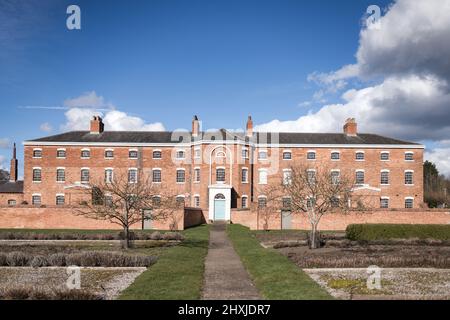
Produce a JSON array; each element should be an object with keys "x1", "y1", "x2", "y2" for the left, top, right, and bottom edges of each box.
[
  {"x1": 216, "y1": 168, "x2": 225, "y2": 183},
  {"x1": 216, "y1": 151, "x2": 226, "y2": 158},
  {"x1": 215, "y1": 193, "x2": 225, "y2": 200}
]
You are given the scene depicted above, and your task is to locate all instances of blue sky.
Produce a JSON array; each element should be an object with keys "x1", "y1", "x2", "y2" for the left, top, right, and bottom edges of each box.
[{"x1": 2, "y1": 0, "x2": 450, "y2": 177}]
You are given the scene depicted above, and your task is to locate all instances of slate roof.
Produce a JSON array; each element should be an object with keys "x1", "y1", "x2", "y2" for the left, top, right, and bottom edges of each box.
[
  {"x1": 0, "y1": 181, "x2": 24, "y2": 194},
  {"x1": 27, "y1": 129, "x2": 420, "y2": 146}
]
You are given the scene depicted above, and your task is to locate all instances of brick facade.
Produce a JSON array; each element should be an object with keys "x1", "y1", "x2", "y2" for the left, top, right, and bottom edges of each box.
[{"x1": 0, "y1": 116, "x2": 437, "y2": 230}]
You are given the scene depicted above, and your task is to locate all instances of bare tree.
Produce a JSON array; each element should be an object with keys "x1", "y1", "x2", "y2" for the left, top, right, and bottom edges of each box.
[
  {"x1": 72, "y1": 171, "x2": 179, "y2": 249},
  {"x1": 282, "y1": 164, "x2": 368, "y2": 249},
  {"x1": 255, "y1": 184, "x2": 284, "y2": 231}
]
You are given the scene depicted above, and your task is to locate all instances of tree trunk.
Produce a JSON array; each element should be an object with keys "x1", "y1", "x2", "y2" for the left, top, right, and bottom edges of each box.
[
  {"x1": 310, "y1": 222, "x2": 318, "y2": 249},
  {"x1": 123, "y1": 226, "x2": 129, "y2": 249}
]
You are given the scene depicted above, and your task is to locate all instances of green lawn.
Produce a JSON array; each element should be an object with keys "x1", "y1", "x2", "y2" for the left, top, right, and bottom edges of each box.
[
  {"x1": 119, "y1": 225, "x2": 210, "y2": 300},
  {"x1": 227, "y1": 224, "x2": 332, "y2": 300}
]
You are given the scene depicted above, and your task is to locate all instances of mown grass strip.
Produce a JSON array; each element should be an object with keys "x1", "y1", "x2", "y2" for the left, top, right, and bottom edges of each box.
[
  {"x1": 227, "y1": 224, "x2": 332, "y2": 300},
  {"x1": 119, "y1": 225, "x2": 209, "y2": 300}
]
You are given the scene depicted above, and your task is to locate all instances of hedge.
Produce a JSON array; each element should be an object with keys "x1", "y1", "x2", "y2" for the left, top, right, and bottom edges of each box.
[{"x1": 346, "y1": 224, "x2": 450, "y2": 241}]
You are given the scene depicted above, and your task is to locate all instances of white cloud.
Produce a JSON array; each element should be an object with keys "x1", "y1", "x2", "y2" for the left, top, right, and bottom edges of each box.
[
  {"x1": 257, "y1": 0, "x2": 450, "y2": 174},
  {"x1": 61, "y1": 92, "x2": 165, "y2": 132},
  {"x1": 0, "y1": 155, "x2": 6, "y2": 170},
  {"x1": 40, "y1": 122, "x2": 53, "y2": 133},
  {"x1": 425, "y1": 147, "x2": 450, "y2": 178}
]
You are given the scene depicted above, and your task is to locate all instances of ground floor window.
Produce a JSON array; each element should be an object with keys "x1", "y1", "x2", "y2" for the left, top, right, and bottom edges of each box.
[
  {"x1": 194, "y1": 196, "x2": 200, "y2": 207},
  {"x1": 405, "y1": 198, "x2": 414, "y2": 209},
  {"x1": 32, "y1": 195, "x2": 41, "y2": 206},
  {"x1": 7, "y1": 199, "x2": 16, "y2": 206},
  {"x1": 241, "y1": 196, "x2": 248, "y2": 208},
  {"x1": 56, "y1": 195, "x2": 65, "y2": 206},
  {"x1": 380, "y1": 197, "x2": 389, "y2": 209}
]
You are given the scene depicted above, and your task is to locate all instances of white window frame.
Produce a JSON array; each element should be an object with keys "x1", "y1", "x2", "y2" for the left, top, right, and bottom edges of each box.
[
  {"x1": 282, "y1": 150, "x2": 292, "y2": 160},
  {"x1": 129, "y1": 148, "x2": 139, "y2": 159},
  {"x1": 405, "y1": 197, "x2": 414, "y2": 209},
  {"x1": 405, "y1": 151, "x2": 414, "y2": 161},
  {"x1": 258, "y1": 149, "x2": 268, "y2": 160},
  {"x1": 152, "y1": 149, "x2": 162, "y2": 159},
  {"x1": 56, "y1": 167, "x2": 66, "y2": 183},
  {"x1": 176, "y1": 168, "x2": 186, "y2": 184},
  {"x1": 355, "y1": 150, "x2": 365, "y2": 161},
  {"x1": 193, "y1": 167, "x2": 201, "y2": 183},
  {"x1": 104, "y1": 148, "x2": 114, "y2": 159},
  {"x1": 32, "y1": 148, "x2": 43, "y2": 159},
  {"x1": 56, "y1": 148, "x2": 66, "y2": 159},
  {"x1": 380, "y1": 169, "x2": 390, "y2": 185},
  {"x1": 216, "y1": 166, "x2": 226, "y2": 184},
  {"x1": 242, "y1": 147, "x2": 249, "y2": 159},
  {"x1": 380, "y1": 196, "x2": 390, "y2": 209},
  {"x1": 194, "y1": 148, "x2": 201, "y2": 159},
  {"x1": 241, "y1": 167, "x2": 249, "y2": 183},
  {"x1": 306, "y1": 150, "x2": 316, "y2": 160},
  {"x1": 307, "y1": 169, "x2": 316, "y2": 184},
  {"x1": 32, "y1": 193, "x2": 42, "y2": 206},
  {"x1": 81, "y1": 148, "x2": 91, "y2": 159},
  {"x1": 258, "y1": 169, "x2": 268, "y2": 185},
  {"x1": 283, "y1": 169, "x2": 292, "y2": 185},
  {"x1": 241, "y1": 195, "x2": 248, "y2": 208},
  {"x1": 257, "y1": 195, "x2": 267, "y2": 208},
  {"x1": 32, "y1": 167, "x2": 42, "y2": 183},
  {"x1": 55, "y1": 193, "x2": 65, "y2": 206},
  {"x1": 105, "y1": 168, "x2": 114, "y2": 183},
  {"x1": 152, "y1": 168, "x2": 162, "y2": 183},
  {"x1": 193, "y1": 194, "x2": 200, "y2": 208},
  {"x1": 355, "y1": 169, "x2": 365, "y2": 185},
  {"x1": 80, "y1": 167, "x2": 90, "y2": 184},
  {"x1": 405, "y1": 170, "x2": 414, "y2": 186},
  {"x1": 380, "y1": 151, "x2": 390, "y2": 161},
  {"x1": 330, "y1": 169, "x2": 340, "y2": 184},
  {"x1": 128, "y1": 168, "x2": 138, "y2": 184},
  {"x1": 330, "y1": 150, "x2": 340, "y2": 161},
  {"x1": 176, "y1": 149, "x2": 186, "y2": 160}
]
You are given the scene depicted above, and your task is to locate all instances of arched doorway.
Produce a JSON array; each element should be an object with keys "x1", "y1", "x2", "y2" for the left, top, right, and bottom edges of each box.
[{"x1": 214, "y1": 193, "x2": 226, "y2": 220}]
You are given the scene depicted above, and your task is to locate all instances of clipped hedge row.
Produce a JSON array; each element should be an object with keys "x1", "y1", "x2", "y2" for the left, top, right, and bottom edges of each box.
[
  {"x1": 346, "y1": 224, "x2": 450, "y2": 241},
  {"x1": 0, "y1": 251, "x2": 157, "y2": 267},
  {"x1": 0, "y1": 287, "x2": 103, "y2": 300},
  {"x1": 0, "y1": 231, "x2": 184, "y2": 241}
]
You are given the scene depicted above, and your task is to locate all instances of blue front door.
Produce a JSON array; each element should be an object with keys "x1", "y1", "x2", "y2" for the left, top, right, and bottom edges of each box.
[{"x1": 214, "y1": 200, "x2": 226, "y2": 220}]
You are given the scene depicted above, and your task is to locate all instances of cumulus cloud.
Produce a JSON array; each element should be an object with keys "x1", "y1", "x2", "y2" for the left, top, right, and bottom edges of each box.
[
  {"x1": 39, "y1": 122, "x2": 53, "y2": 133},
  {"x1": 61, "y1": 92, "x2": 165, "y2": 132},
  {"x1": 256, "y1": 0, "x2": 450, "y2": 174}
]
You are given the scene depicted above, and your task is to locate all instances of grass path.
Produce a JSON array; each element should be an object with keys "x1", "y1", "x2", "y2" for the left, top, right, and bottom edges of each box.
[
  {"x1": 119, "y1": 225, "x2": 209, "y2": 300},
  {"x1": 227, "y1": 224, "x2": 332, "y2": 300}
]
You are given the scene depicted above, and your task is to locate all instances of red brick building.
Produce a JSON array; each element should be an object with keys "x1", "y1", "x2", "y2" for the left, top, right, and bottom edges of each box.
[{"x1": 0, "y1": 115, "x2": 436, "y2": 230}]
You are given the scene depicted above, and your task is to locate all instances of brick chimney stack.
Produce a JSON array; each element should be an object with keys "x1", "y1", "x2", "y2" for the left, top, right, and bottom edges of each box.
[
  {"x1": 90, "y1": 116, "x2": 104, "y2": 134},
  {"x1": 192, "y1": 115, "x2": 200, "y2": 137},
  {"x1": 246, "y1": 115, "x2": 253, "y2": 137},
  {"x1": 10, "y1": 143, "x2": 18, "y2": 182},
  {"x1": 343, "y1": 118, "x2": 357, "y2": 136}
]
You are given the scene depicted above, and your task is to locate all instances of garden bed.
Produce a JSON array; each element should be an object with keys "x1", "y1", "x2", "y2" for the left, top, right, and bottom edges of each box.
[
  {"x1": 0, "y1": 267, "x2": 145, "y2": 300},
  {"x1": 304, "y1": 268, "x2": 450, "y2": 300},
  {"x1": 279, "y1": 245, "x2": 450, "y2": 268}
]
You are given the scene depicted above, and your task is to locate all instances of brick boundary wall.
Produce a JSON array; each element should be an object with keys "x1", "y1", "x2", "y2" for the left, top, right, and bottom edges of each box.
[
  {"x1": 231, "y1": 208, "x2": 450, "y2": 231},
  {"x1": 0, "y1": 206, "x2": 186, "y2": 231},
  {"x1": 183, "y1": 207, "x2": 206, "y2": 229}
]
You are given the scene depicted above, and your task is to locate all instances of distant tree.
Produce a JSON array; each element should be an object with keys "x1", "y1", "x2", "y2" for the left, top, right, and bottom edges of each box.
[
  {"x1": 0, "y1": 169, "x2": 9, "y2": 181},
  {"x1": 282, "y1": 164, "x2": 369, "y2": 249},
  {"x1": 73, "y1": 171, "x2": 180, "y2": 249},
  {"x1": 424, "y1": 161, "x2": 450, "y2": 208},
  {"x1": 255, "y1": 184, "x2": 284, "y2": 231}
]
